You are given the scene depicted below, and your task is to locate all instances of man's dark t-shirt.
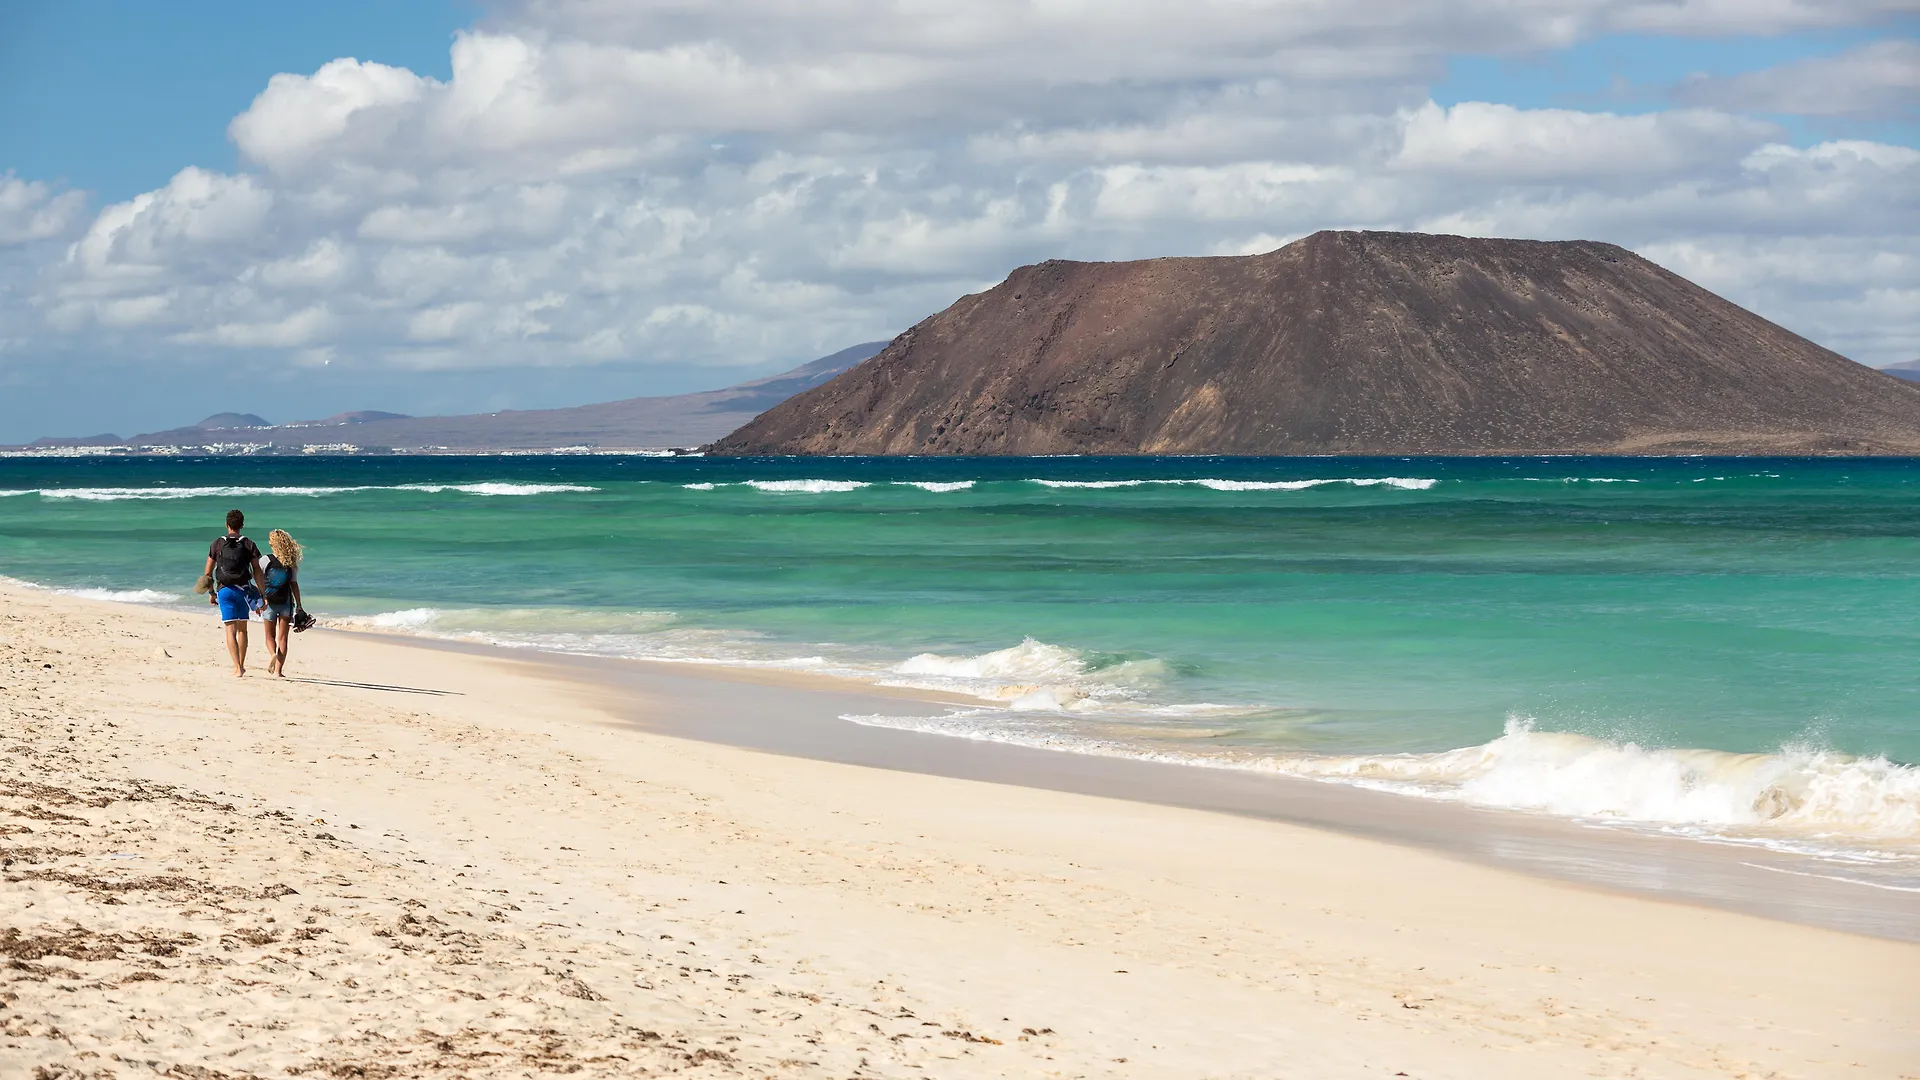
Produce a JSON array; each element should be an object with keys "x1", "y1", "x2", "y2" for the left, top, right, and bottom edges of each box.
[{"x1": 210, "y1": 535, "x2": 262, "y2": 587}]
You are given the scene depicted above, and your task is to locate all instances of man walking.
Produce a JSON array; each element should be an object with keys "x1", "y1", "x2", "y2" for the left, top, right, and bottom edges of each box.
[{"x1": 203, "y1": 509, "x2": 268, "y2": 676}]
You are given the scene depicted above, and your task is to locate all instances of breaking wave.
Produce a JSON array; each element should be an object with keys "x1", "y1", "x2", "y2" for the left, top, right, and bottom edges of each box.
[
  {"x1": 842, "y1": 710, "x2": 1919, "y2": 847},
  {"x1": 1027, "y1": 477, "x2": 1437, "y2": 491},
  {"x1": 896, "y1": 481, "x2": 975, "y2": 492},
  {"x1": 321, "y1": 606, "x2": 860, "y2": 675},
  {"x1": 1270, "y1": 719, "x2": 1920, "y2": 838},
  {"x1": 882, "y1": 637, "x2": 1174, "y2": 711},
  {"x1": 745, "y1": 479, "x2": 869, "y2": 493},
  {"x1": 392, "y1": 483, "x2": 596, "y2": 496},
  {"x1": 1, "y1": 482, "x2": 594, "y2": 501},
  {"x1": 0, "y1": 576, "x2": 184, "y2": 605},
  {"x1": 56, "y1": 587, "x2": 180, "y2": 604}
]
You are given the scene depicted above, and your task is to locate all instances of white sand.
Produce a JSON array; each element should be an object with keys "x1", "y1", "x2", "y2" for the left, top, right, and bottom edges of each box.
[{"x1": 2, "y1": 582, "x2": 1915, "y2": 1078}]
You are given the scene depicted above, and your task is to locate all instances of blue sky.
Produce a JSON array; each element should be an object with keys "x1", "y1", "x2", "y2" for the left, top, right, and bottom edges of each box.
[
  {"x1": 0, "y1": 1, "x2": 1915, "y2": 442},
  {"x1": 1436, "y1": 25, "x2": 1920, "y2": 146},
  {"x1": 0, "y1": 1, "x2": 473, "y2": 201}
]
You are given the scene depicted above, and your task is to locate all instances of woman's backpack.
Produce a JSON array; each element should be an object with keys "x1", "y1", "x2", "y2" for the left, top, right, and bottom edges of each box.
[{"x1": 262, "y1": 556, "x2": 294, "y2": 605}]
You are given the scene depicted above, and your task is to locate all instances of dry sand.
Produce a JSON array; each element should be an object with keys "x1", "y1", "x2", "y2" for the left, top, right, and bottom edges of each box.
[{"x1": 2, "y1": 581, "x2": 1914, "y2": 1078}]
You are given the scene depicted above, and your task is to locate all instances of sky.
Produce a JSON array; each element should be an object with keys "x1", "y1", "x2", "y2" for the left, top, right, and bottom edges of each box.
[{"x1": 0, "y1": 1, "x2": 1915, "y2": 443}]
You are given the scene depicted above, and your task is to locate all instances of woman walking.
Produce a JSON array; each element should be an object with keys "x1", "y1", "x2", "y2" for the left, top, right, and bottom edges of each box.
[{"x1": 261, "y1": 529, "x2": 304, "y2": 677}]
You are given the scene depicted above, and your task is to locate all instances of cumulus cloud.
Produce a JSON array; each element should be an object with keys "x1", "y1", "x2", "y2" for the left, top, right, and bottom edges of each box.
[
  {"x1": 3, "y1": 0, "x2": 1917, "y2": 390},
  {"x1": 0, "y1": 174, "x2": 86, "y2": 247},
  {"x1": 1674, "y1": 39, "x2": 1920, "y2": 119},
  {"x1": 1394, "y1": 102, "x2": 1778, "y2": 179}
]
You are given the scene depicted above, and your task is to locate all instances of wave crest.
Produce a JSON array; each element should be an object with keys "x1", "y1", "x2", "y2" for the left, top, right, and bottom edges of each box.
[
  {"x1": 1027, "y1": 477, "x2": 1437, "y2": 491},
  {"x1": 896, "y1": 481, "x2": 975, "y2": 492},
  {"x1": 1286, "y1": 719, "x2": 1920, "y2": 837},
  {"x1": 885, "y1": 637, "x2": 1170, "y2": 710},
  {"x1": 7, "y1": 482, "x2": 594, "y2": 501},
  {"x1": 745, "y1": 480, "x2": 869, "y2": 494},
  {"x1": 393, "y1": 483, "x2": 596, "y2": 496},
  {"x1": 56, "y1": 587, "x2": 180, "y2": 604}
]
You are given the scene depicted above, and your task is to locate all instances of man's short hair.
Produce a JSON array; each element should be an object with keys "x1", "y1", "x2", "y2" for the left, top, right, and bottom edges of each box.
[{"x1": 226, "y1": 509, "x2": 245, "y2": 531}]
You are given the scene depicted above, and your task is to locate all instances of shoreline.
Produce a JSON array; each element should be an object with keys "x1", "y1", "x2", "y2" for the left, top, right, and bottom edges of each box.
[
  {"x1": 6, "y1": 582, "x2": 1918, "y2": 1076},
  {"x1": 376, "y1": 629, "x2": 1920, "y2": 943}
]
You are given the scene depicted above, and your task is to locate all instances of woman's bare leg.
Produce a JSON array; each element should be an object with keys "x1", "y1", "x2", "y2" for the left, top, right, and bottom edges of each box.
[{"x1": 272, "y1": 619, "x2": 291, "y2": 676}]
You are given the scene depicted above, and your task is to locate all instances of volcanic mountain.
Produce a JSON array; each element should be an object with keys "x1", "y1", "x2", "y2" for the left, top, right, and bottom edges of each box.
[{"x1": 712, "y1": 231, "x2": 1920, "y2": 456}]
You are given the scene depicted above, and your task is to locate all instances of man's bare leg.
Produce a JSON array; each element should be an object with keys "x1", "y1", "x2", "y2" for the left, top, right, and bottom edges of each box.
[{"x1": 225, "y1": 621, "x2": 248, "y2": 676}]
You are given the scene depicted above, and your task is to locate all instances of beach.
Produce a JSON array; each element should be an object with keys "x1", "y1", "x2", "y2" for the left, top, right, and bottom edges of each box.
[{"x1": 4, "y1": 581, "x2": 1915, "y2": 1078}]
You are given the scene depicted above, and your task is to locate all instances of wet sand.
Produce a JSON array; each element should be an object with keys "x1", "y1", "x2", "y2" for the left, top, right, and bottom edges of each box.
[
  {"x1": 4, "y1": 581, "x2": 1916, "y2": 1078},
  {"x1": 490, "y1": 643, "x2": 1920, "y2": 943}
]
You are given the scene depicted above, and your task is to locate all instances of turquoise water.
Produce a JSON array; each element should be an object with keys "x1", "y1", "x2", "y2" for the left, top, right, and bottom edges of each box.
[{"x1": 2, "y1": 455, "x2": 1916, "y2": 859}]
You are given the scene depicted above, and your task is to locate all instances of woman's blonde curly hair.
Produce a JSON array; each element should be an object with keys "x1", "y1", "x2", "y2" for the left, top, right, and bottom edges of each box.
[{"x1": 268, "y1": 529, "x2": 303, "y2": 568}]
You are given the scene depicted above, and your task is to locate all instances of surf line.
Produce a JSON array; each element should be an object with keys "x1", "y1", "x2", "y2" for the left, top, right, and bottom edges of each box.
[{"x1": 1738, "y1": 861, "x2": 1920, "y2": 893}]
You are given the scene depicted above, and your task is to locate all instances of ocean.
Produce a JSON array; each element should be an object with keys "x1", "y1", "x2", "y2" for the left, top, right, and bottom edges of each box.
[{"x1": 2, "y1": 454, "x2": 1916, "y2": 880}]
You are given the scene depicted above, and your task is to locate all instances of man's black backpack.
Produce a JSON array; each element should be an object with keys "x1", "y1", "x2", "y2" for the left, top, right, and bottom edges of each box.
[{"x1": 213, "y1": 535, "x2": 255, "y2": 587}]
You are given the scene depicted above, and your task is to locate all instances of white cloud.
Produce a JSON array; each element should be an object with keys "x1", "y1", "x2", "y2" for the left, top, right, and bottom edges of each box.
[
  {"x1": 230, "y1": 58, "x2": 431, "y2": 173},
  {"x1": 178, "y1": 305, "x2": 336, "y2": 349},
  {"x1": 1395, "y1": 102, "x2": 1778, "y2": 179},
  {"x1": 3, "y1": 0, "x2": 1917, "y2": 384},
  {"x1": 1675, "y1": 40, "x2": 1920, "y2": 118},
  {"x1": 0, "y1": 174, "x2": 86, "y2": 247}
]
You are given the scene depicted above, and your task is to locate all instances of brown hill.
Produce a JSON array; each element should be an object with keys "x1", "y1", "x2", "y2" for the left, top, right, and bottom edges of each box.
[{"x1": 711, "y1": 232, "x2": 1920, "y2": 456}]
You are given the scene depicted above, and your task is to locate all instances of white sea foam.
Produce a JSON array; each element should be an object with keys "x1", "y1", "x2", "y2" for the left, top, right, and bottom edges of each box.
[
  {"x1": 1521, "y1": 477, "x2": 1640, "y2": 484},
  {"x1": 0, "y1": 576, "x2": 186, "y2": 606},
  {"x1": 392, "y1": 483, "x2": 597, "y2": 495},
  {"x1": 332, "y1": 608, "x2": 444, "y2": 631},
  {"x1": 880, "y1": 637, "x2": 1173, "y2": 711},
  {"x1": 323, "y1": 605, "x2": 866, "y2": 679},
  {"x1": 1270, "y1": 719, "x2": 1920, "y2": 838},
  {"x1": 745, "y1": 479, "x2": 869, "y2": 493},
  {"x1": 56, "y1": 587, "x2": 179, "y2": 604},
  {"x1": 1029, "y1": 479, "x2": 1151, "y2": 489},
  {"x1": 328, "y1": 606, "x2": 679, "y2": 636},
  {"x1": 895, "y1": 637, "x2": 1088, "y2": 682},
  {"x1": 8, "y1": 482, "x2": 594, "y2": 501},
  {"x1": 30, "y1": 485, "x2": 370, "y2": 500},
  {"x1": 1190, "y1": 479, "x2": 1333, "y2": 491},
  {"x1": 1192, "y1": 477, "x2": 1436, "y2": 491},
  {"x1": 843, "y1": 709, "x2": 1920, "y2": 848},
  {"x1": 682, "y1": 483, "x2": 717, "y2": 490},
  {"x1": 896, "y1": 481, "x2": 975, "y2": 492},
  {"x1": 1027, "y1": 477, "x2": 1437, "y2": 491}
]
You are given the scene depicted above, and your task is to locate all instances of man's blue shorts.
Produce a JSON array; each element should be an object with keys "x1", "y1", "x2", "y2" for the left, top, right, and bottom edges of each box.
[{"x1": 216, "y1": 584, "x2": 261, "y2": 623}]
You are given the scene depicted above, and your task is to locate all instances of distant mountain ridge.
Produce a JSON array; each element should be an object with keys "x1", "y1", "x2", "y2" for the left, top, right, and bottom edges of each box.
[
  {"x1": 1884, "y1": 359, "x2": 1920, "y2": 384},
  {"x1": 713, "y1": 232, "x2": 1920, "y2": 456},
  {"x1": 198, "y1": 412, "x2": 272, "y2": 429},
  {"x1": 17, "y1": 344, "x2": 886, "y2": 453}
]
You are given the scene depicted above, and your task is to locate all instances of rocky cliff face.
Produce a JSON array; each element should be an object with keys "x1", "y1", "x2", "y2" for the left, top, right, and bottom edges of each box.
[{"x1": 712, "y1": 231, "x2": 1920, "y2": 456}]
